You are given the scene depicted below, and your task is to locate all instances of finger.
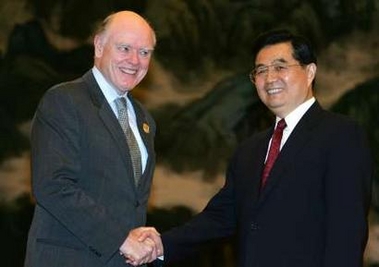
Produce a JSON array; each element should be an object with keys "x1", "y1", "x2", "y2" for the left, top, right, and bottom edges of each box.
[
  {"x1": 129, "y1": 241, "x2": 153, "y2": 265},
  {"x1": 137, "y1": 228, "x2": 161, "y2": 243},
  {"x1": 145, "y1": 234, "x2": 163, "y2": 257},
  {"x1": 145, "y1": 227, "x2": 160, "y2": 235},
  {"x1": 142, "y1": 238, "x2": 159, "y2": 261},
  {"x1": 125, "y1": 258, "x2": 139, "y2": 267}
]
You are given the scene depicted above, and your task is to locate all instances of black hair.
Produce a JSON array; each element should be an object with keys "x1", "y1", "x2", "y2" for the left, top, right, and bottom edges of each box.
[{"x1": 252, "y1": 29, "x2": 317, "y2": 67}]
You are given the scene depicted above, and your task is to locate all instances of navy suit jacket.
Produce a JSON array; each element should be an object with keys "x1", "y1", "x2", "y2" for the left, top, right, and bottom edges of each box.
[
  {"x1": 162, "y1": 102, "x2": 372, "y2": 267},
  {"x1": 25, "y1": 71, "x2": 156, "y2": 267}
]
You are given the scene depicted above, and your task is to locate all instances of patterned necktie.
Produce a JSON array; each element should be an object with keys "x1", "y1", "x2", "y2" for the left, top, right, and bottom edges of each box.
[
  {"x1": 261, "y1": 119, "x2": 287, "y2": 188},
  {"x1": 114, "y1": 97, "x2": 142, "y2": 184}
]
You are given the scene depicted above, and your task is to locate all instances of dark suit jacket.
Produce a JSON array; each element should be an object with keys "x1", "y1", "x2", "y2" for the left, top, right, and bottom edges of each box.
[
  {"x1": 24, "y1": 71, "x2": 156, "y2": 267},
  {"x1": 162, "y1": 102, "x2": 372, "y2": 267}
]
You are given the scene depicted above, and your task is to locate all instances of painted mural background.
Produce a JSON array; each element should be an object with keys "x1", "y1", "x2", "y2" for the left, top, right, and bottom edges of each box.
[{"x1": 0, "y1": 0, "x2": 378, "y2": 266}]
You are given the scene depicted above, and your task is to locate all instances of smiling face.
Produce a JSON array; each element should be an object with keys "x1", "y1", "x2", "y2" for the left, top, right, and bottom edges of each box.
[
  {"x1": 253, "y1": 42, "x2": 316, "y2": 118},
  {"x1": 94, "y1": 11, "x2": 156, "y2": 94}
]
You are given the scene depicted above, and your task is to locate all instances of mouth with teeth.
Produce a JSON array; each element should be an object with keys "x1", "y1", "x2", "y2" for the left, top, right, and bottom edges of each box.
[
  {"x1": 267, "y1": 88, "x2": 283, "y2": 95},
  {"x1": 120, "y1": 67, "x2": 137, "y2": 75}
]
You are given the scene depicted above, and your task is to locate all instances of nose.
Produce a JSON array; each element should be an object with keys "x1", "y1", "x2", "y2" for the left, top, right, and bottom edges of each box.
[
  {"x1": 128, "y1": 50, "x2": 140, "y2": 65},
  {"x1": 265, "y1": 66, "x2": 279, "y2": 82}
]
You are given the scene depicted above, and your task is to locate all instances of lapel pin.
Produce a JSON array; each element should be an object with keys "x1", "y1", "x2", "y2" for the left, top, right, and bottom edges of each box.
[{"x1": 143, "y1": 123, "x2": 150, "y2": 134}]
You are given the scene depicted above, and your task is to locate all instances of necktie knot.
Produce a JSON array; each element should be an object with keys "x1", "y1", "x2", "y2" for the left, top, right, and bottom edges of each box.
[
  {"x1": 115, "y1": 97, "x2": 127, "y2": 113},
  {"x1": 276, "y1": 118, "x2": 287, "y2": 132}
]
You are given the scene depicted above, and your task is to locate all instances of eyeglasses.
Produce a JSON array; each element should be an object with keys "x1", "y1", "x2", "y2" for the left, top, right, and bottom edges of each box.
[{"x1": 249, "y1": 63, "x2": 301, "y2": 83}]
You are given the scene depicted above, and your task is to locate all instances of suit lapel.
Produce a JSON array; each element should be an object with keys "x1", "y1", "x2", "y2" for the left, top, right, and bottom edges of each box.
[
  {"x1": 258, "y1": 102, "x2": 324, "y2": 204},
  {"x1": 235, "y1": 129, "x2": 272, "y2": 210},
  {"x1": 127, "y1": 94, "x2": 155, "y2": 182},
  {"x1": 82, "y1": 71, "x2": 137, "y2": 186},
  {"x1": 249, "y1": 130, "x2": 273, "y2": 204},
  {"x1": 127, "y1": 95, "x2": 153, "y2": 153}
]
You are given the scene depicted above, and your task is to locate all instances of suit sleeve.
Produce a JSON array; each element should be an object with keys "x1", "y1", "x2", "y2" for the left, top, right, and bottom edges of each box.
[
  {"x1": 161, "y1": 159, "x2": 238, "y2": 263},
  {"x1": 323, "y1": 121, "x2": 373, "y2": 267},
  {"x1": 31, "y1": 88, "x2": 132, "y2": 263}
]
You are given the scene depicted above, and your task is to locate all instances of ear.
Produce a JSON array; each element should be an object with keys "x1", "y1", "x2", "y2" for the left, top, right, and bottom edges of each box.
[
  {"x1": 94, "y1": 35, "x2": 104, "y2": 58},
  {"x1": 306, "y1": 63, "x2": 317, "y2": 86}
]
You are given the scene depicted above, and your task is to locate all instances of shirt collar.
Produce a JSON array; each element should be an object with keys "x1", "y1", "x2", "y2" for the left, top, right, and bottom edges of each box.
[
  {"x1": 92, "y1": 66, "x2": 128, "y2": 104},
  {"x1": 277, "y1": 97, "x2": 315, "y2": 131}
]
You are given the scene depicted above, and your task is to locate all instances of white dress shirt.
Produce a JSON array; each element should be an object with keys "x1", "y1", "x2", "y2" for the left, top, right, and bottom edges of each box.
[
  {"x1": 265, "y1": 97, "x2": 315, "y2": 162},
  {"x1": 92, "y1": 67, "x2": 148, "y2": 172}
]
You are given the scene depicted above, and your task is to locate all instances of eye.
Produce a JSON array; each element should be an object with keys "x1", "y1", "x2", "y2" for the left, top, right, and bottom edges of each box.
[
  {"x1": 117, "y1": 45, "x2": 131, "y2": 53},
  {"x1": 139, "y1": 49, "x2": 153, "y2": 57},
  {"x1": 274, "y1": 64, "x2": 287, "y2": 72},
  {"x1": 255, "y1": 67, "x2": 268, "y2": 75}
]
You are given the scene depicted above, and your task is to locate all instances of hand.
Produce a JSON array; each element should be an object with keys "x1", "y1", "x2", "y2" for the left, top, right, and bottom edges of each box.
[
  {"x1": 119, "y1": 230, "x2": 154, "y2": 266},
  {"x1": 133, "y1": 227, "x2": 163, "y2": 258},
  {"x1": 119, "y1": 227, "x2": 162, "y2": 266}
]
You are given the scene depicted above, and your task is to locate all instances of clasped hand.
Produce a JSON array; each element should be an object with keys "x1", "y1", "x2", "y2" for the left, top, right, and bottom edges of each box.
[{"x1": 119, "y1": 227, "x2": 163, "y2": 266}]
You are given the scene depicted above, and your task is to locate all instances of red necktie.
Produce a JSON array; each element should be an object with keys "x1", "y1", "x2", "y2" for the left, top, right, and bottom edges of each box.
[{"x1": 261, "y1": 119, "x2": 287, "y2": 188}]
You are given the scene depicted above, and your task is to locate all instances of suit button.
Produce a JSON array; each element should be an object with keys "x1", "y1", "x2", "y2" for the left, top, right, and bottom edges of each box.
[
  {"x1": 89, "y1": 246, "x2": 102, "y2": 257},
  {"x1": 251, "y1": 222, "x2": 259, "y2": 231}
]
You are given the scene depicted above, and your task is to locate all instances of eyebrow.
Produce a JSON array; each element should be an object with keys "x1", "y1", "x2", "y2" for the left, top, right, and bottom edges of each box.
[
  {"x1": 117, "y1": 43, "x2": 154, "y2": 51},
  {"x1": 255, "y1": 58, "x2": 289, "y2": 67}
]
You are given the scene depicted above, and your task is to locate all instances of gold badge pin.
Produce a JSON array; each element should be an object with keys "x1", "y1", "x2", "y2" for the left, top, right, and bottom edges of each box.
[{"x1": 143, "y1": 123, "x2": 150, "y2": 133}]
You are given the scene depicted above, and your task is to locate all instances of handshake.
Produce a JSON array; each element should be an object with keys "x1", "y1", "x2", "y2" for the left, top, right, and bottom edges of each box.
[{"x1": 119, "y1": 227, "x2": 163, "y2": 266}]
